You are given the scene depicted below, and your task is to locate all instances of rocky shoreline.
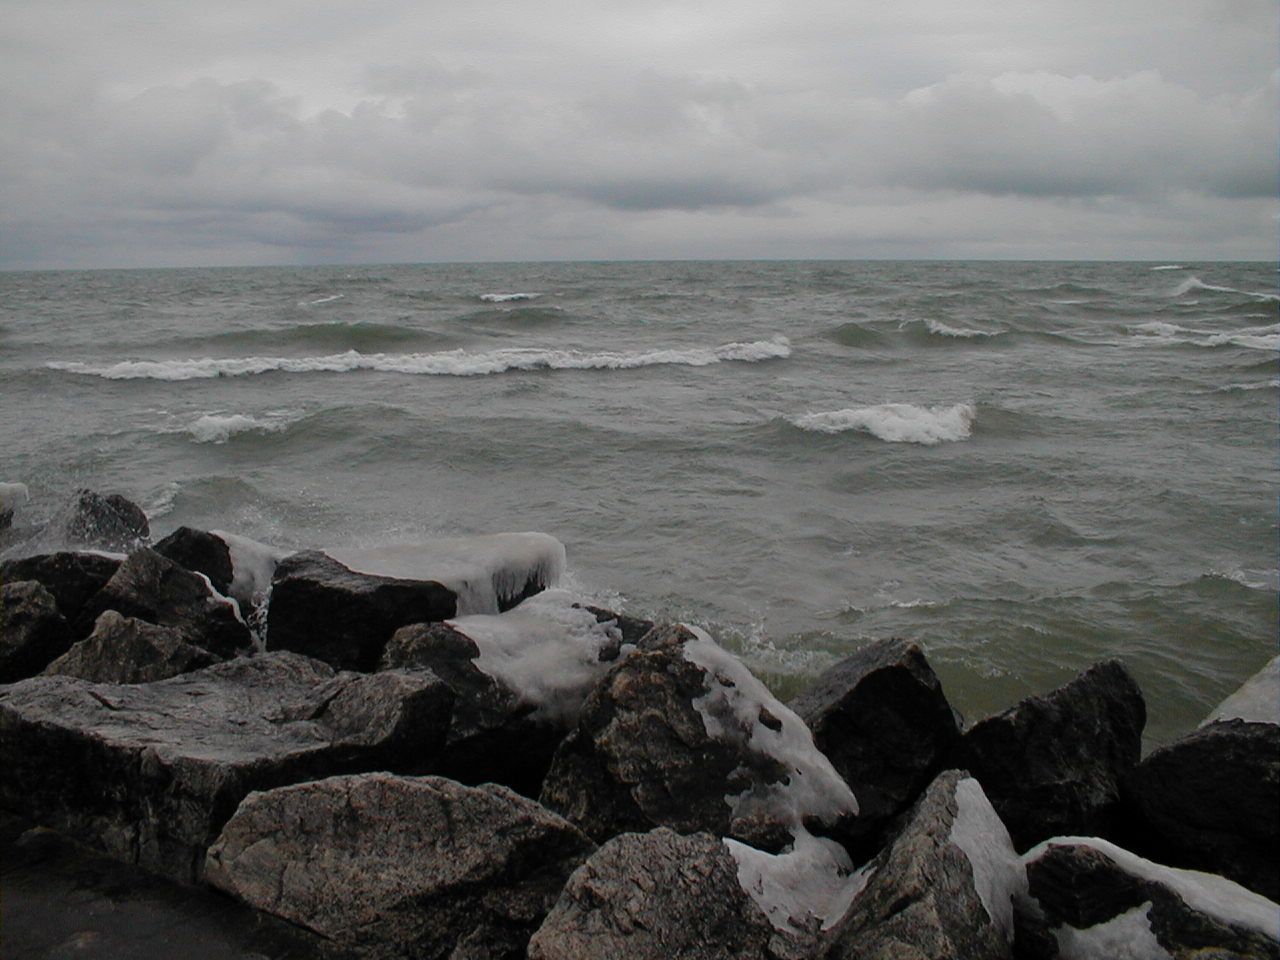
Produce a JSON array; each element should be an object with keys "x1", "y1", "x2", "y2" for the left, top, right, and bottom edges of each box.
[{"x1": 1, "y1": 489, "x2": 1277, "y2": 959}]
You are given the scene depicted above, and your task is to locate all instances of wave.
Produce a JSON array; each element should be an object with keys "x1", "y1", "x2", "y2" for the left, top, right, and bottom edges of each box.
[
  {"x1": 1150, "y1": 265, "x2": 1186, "y2": 271},
  {"x1": 48, "y1": 337, "x2": 792, "y2": 381},
  {"x1": 186, "y1": 413, "x2": 296, "y2": 444},
  {"x1": 789, "y1": 402, "x2": 975, "y2": 445},
  {"x1": 478, "y1": 292, "x2": 541, "y2": 302},
  {"x1": 1129, "y1": 321, "x2": 1280, "y2": 352},
  {"x1": 299, "y1": 293, "x2": 345, "y2": 306},
  {"x1": 921, "y1": 319, "x2": 1002, "y2": 340},
  {"x1": 193, "y1": 321, "x2": 448, "y2": 353},
  {"x1": 1216, "y1": 379, "x2": 1280, "y2": 393},
  {"x1": 1172, "y1": 276, "x2": 1279, "y2": 302}
]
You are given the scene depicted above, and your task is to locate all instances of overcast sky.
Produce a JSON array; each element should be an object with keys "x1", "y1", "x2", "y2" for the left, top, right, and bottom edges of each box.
[{"x1": 3, "y1": 0, "x2": 1276, "y2": 269}]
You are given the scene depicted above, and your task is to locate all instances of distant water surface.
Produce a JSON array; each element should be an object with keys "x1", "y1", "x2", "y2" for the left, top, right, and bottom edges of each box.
[{"x1": 2, "y1": 259, "x2": 1275, "y2": 745}]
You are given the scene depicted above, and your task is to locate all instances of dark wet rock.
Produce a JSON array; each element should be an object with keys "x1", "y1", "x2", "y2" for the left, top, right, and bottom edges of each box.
[
  {"x1": 575, "y1": 604, "x2": 656, "y2": 648},
  {"x1": 0, "y1": 653, "x2": 455, "y2": 883},
  {"x1": 54, "y1": 489, "x2": 151, "y2": 553},
  {"x1": 0, "y1": 551, "x2": 121, "y2": 629},
  {"x1": 820, "y1": 770, "x2": 1022, "y2": 960},
  {"x1": 153, "y1": 526, "x2": 235, "y2": 597},
  {"x1": 0, "y1": 580, "x2": 76, "y2": 683},
  {"x1": 789, "y1": 638, "x2": 961, "y2": 840},
  {"x1": 539, "y1": 623, "x2": 858, "y2": 852},
  {"x1": 79, "y1": 547, "x2": 252, "y2": 657},
  {"x1": 950, "y1": 659, "x2": 1145, "y2": 851},
  {"x1": 266, "y1": 550, "x2": 457, "y2": 672},
  {"x1": 1025, "y1": 840, "x2": 1280, "y2": 959},
  {"x1": 206, "y1": 773, "x2": 596, "y2": 960},
  {"x1": 44, "y1": 610, "x2": 220, "y2": 684},
  {"x1": 528, "y1": 827, "x2": 775, "y2": 960},
  {"x1": 1126, "y1": 719, "x2": 1280, "y2": 901}
]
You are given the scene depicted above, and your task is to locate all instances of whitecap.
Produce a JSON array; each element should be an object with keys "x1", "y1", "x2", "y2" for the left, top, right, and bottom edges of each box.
[
  {"x1": 478, "y1": 292, "x2": 540, "y2": 302},
  {"x1": 187, "y1": 413, "x2": 291, "y2": 444},
  {"x1": 1173, "y1": 276, "x2": 1279, "y2": 302},
  {"x1": 48, "y1": 337, "x2": 792, "y2": 381},
  {"x1": 790, "y1": 402, "x2": 975, "y2": 445},
  {"x1": 924, "y1": 319, "x2": 999, "y2": 339},
  {"x1": 300, "y1": 294, "x2": 345, "y2": 306},
  {"x1": 1150, "y1": 264, "x2": 1186, "y2": 271}
]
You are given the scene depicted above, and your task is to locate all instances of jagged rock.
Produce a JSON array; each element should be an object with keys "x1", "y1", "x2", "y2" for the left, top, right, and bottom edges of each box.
[
  {"x1": 79, "y1": 547, "x2": 252, "y2": 657},
  {"x1": 44, "y1": 610, "x2": 219, "y2": 683},
  {"x1": 1024, "y1": 839, "x2": 1280, "y2": 959},
  {"x1": 1204, "y1": 656, "x2": 1280, "y2": 726},
  {"x1": 0, "y1": 580, "x2": 75, "y2": 682},
  {"x1": 1126, "y1": 719, "x2": 1280, "y2": 901},
  {"x1": 205, "y1": 773, "x2": 596, "y2": 960},
  {"x1": 539, "y1": 623, "x2": 858, "y2": 851},
  {"x1": 267, "y1": 551, "x2": 457, "y2": 671},
  {"x1": 819, "y1": 770, "x2": 1023, "y2": 960},
  {"x1": 0, "y1": 551, "x2": 121, "y2": 629},
  {"x1": 789, "y1": 638, "x2": 961, "y2": 838},
  {"x1": 950, "y1": 660, "x2": 1145, "y2": 851},
  {"x1": 54, "y1": 489, "x2": 150, "y2": 553},
  {"x1": 528, "y1": 827, "x2": 776, "y2": 960},
  {"x1": 153, "y1": 526, "x2": 235, "y2": 596},
  {"x1": 0, "y1": 653, "x2": 455, "y2": 882},
  {"x1": 576, "y1": 604, "x2": 656, "y2": 646}
]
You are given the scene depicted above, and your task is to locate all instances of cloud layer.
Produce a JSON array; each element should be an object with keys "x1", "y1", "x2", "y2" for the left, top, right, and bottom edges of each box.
[{"x1": 3, "y1": 0, "x2": 1275, "y2": 267}]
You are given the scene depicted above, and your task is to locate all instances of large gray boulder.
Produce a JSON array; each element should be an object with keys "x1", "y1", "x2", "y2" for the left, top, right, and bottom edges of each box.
[
  {"x1": 539, "y1": 623, "x2": 859, "y2": 851},
  {"x1": 950, "y1": 659, "x2": 1145, "y2": 851},
  {"x1": 0, "y1": 653, "x2": 454, "y2": 882},
  {"x1": 206, "y1": 773, "x2": 596, "y2": 960},
  {"x1": 43, "y1": 610, "x2": 220, "y2": 683},
  {"x1": 819, "y1": 770, "x2": 1024, "y2": 960},
  {"x1": 152, "y1": 526, "x2": 235, "y2": 596},
  {"x1": 1126, "y1": 719, "x2": 1280, "y2": 901},
  {"x1": 528, "y1": 828, "x2": 776, "y2": 960},
  {"x1": 1024, "y1": 838, "x2": 1280, "y2": 959},
  {"x1": 789, "y1": 638, "x2": 961, "y2": 851},
  {"x1": 0, "y1": 580, "x2": 75, "y2": 682}
]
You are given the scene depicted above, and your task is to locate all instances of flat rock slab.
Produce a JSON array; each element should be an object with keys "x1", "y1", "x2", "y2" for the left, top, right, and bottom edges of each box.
[
  {"x1": 206, "y1": 773, "x2": 596, "y2": 960},
  {"x1": 0, "y1": 653, "x2": 454, "y2": 883},
  {"x1": 44, "y1": 610, "x2": 220, "y2": 684}
]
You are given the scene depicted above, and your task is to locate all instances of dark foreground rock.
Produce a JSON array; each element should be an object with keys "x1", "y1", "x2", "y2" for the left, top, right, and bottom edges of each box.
[
  {"x1": 1126, "y1": 718, "x2": 1280, "y2": 901},
  {"x1": 0, "y1": 580, "x2": 75, "y2": 683},
  {"x1": 43, "y1": 610, "x2": 220, "y2": 683},
  {"x1": 267, "y1": 551, "x2": 458, "y2": 671},
  {"x1": 528, "y1": 827, "x2": 775, "y2": 960},
  {"x1": 206, "y1": 773, "x2": 597, "y2": 960},
  {"x1": 1025, "y1": 839, "x2": 1280, "y2": 959},
  {"x1": 0, "y1": 653, "x2": 454, "y2": 882},
  {"x1": 950, "y1": 659, "x2": 1145, "y2": 851},
  {"x1": 0, "y1": 551, "x2": 121, "y2": 631},
  {"x1": 153, "y1": 526, "x2": 236, "y2": 596},
  {"x1": 539, "y1": 623, "x2": 858, "y2": 852},
  {"x1": 819, "y1": 770, "x2": 1023, "y2": 960},
  {"x1": 789, "y1": 638, "x2": 961, "y2": 844}
]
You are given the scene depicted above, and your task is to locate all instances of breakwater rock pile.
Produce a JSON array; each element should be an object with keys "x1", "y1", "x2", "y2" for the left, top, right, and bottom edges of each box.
[{"x1": 1, "y1": 489, "x2": 1277, "y2": 960}]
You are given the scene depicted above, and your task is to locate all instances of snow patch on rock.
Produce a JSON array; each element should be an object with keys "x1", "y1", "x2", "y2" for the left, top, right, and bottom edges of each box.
[{"x1": 1053, "y1": 903, "x2": 1173, "y2": 960}]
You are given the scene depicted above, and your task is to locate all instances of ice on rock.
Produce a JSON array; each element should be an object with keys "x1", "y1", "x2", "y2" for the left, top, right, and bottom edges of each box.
[
  {"x1": 210, "y1": 529, "x2": 289, "y2": 609},
  {"x1": 328, "y1": 533, "x2": 566, "y2": 615},
  {"x1": 1053, "y1": 904, "x2": 1174, "y2": 960},
  {"x1": 1202, "y1": 654, "x2": 1279, "y2": 726},
  {"x1": 949, "y1": 776, "x2": 1027, "y2": 938},
  {"x1": 449, "y1": 589, "x2": 629, "y2": 725}
]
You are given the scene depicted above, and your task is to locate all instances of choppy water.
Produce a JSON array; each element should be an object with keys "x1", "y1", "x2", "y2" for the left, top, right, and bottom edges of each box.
[{"x1": 2, "y1": 260, "x2": 1275, "y2": 745}]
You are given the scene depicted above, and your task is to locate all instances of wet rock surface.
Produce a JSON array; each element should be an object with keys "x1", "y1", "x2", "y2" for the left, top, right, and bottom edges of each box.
[
  {"x1": 0, "y1": 551, "x2": 121, "y2": 633},
  {"x1": 0, "y1": 579, "x2": 75, "y2": 682},
  {"x1": 43, "y1": 610, "x2": 220, "y2": 683},
  {"x1": 153, "y1": 526, "x2": 236, "y2": 597}
]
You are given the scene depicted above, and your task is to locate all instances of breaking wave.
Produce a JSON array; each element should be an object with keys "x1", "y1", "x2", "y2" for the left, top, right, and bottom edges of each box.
[
  {"x1": 790, "y1": 402, "x2": 975, "y2": 445},
  {"x1": 48, "y1": 337, "x2": 792, "y2": 381},
  {"x1": 479, "y1": 292, "x2": 540, "y2": 302},
  {"x1": 186, "y1": 413, "x2": 296, "y2": 444}
]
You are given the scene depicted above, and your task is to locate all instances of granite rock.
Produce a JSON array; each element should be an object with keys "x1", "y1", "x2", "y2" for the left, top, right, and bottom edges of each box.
[
  {"x1": 0, "y1": 580, "x2": 75, "y2": 682},
  {"x1": 44, "y1": 610, "x2": 220, "y2": 684}
]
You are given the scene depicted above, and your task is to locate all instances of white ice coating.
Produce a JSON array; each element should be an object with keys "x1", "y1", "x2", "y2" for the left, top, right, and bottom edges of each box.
[
  {"x1": 724, "y1": 832, "x2": 873, "y2": 935},
  {"x1": 1052, "y1": 903, "x2": 1173, "y2": 960},
  {"x1": 790, "y1": 402, "x2": 975, "y2": 445},
  {"x1": 1022, "y1": 836, "x2": 1280, "y2": 941},
  {"x1": 328, "y1": 532, "x2": 566, "y2": 616},
  {"x1": 1201, "y1": 655, "x2": 1279, "y2": 726},
  {"x1": 948, "y1": 777, "x2": 1028, "y2": 939},
  {"x1": 682, "y1": 624, "x2": 859, "y2": 827},
  {"x1": 448, "y1": 588, "x2": 630, "y2": 725},
  {"x1": 209, "y1": 530, "x2": 290, "y2": 609}
]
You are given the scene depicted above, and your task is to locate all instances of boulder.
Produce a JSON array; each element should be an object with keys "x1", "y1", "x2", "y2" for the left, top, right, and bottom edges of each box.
[
  {"x1": 576, "y1": 604, "x2": 656, "y2": 646},
  {"x1": 950, "y1": 660, "x2": 1145, "y2": 851},
  {"x1": 0, "y1": 551, "x2": 121, "y2": 629},
  {"x1": 0, "y1": 653, "x2": 455, "y2": 882},
  {"x1": 43, "y1": 610, "x2": 220, "y2": 683},
  {"x1": 1024, "y1": 838, "x2": 1280, "y2": 959},
  {"x1": 80, "y1": 547, "x2": 252, "y2": 657},
  {"x1": 205, "y1": 773, "x2": 596, "y2": 960},
  {"x1": 266, "y1": 551, "x2": 457, "y2": 671},
  {"x1": 539, "y1": 623, "x2": 858, "y2": 851},
  {"x1": 819, "y1": 770, "x2": 1024, "y2": 960},
  {"x1": 528, "y1": 827, "x2": 776, "y2": 960},
  {"x1": 0, "y1": 580, "x2": 75, "y2": 682},
  {"x1": 789, "y1": 638, "x2": 961, "y2": 847},
  {"x1": 152, "y1": 526, "x2": 235, "y2": 596},
  {"x1": 53, "y1": 489, "x2": 150, "y2": 553},
  {"x1": 1125, "y1": 719, "x2": 1279, "y2": 901}
]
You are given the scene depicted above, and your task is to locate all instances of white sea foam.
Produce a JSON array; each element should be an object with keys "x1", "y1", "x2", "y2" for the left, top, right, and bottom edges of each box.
[
  {"x1": 301, "y1": 294, "x2": 345, "y2": 306},
  {"x1": 1129, "y1": 322, "x2": 1280, "y2": 352},
  {"x1": 1173, "y1": 276, "x2": 1279, "y2": 302},
  {"x1": 47, "y1": 338, "x2": 791, "y2": 381},
  {"x1": 1150, "y1": 264, "x2": 1186, "y2": 271},
  {"x1": 479, "y1": 292, "x2": 540, "y2": 302},
  {"x1": 0, "y1": 482, "x2": 30, "y2": 513},
  {"x1": 187, "y1": 413, "x2": 292, "y2": 444},
  {"x1": 924, "y1": 319, "x2": 1000, "y2": 339},
  {"x1": 791, "y1": 402, "x2": 975, "y2": 445}
]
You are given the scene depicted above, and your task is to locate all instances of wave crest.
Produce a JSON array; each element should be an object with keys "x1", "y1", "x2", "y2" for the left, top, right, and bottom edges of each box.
[
  {"x1": 187, "y1": 413, "x2": 292, "y2": 444},
  {"x1": 790, "y1": 402, "x2": 975, "y2": 445}
]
